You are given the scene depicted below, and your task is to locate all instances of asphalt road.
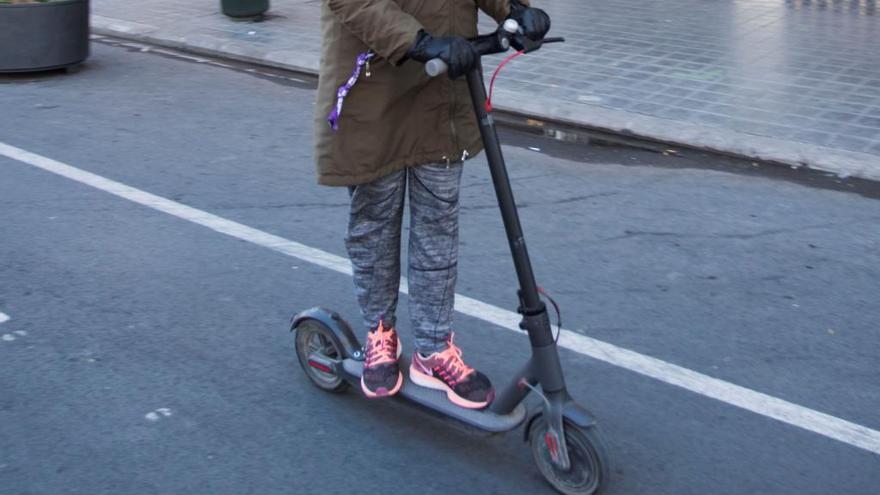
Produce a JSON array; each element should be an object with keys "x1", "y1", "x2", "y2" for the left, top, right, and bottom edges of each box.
[{"x1": 1, "y1": 41, "x2": 878, "y2": 495}]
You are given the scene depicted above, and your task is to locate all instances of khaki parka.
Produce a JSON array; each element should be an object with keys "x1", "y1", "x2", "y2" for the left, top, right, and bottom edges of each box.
[{"x1": 314, "y1": 0, "x2": 527, "y2": 186}]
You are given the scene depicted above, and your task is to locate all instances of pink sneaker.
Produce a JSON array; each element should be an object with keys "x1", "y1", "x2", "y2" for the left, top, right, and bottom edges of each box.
[
  {"x1": 361, "y1": 321, "x2": 403, "y2": 398},
  {"x1": 409, "y1": 333, "x2": 494, "y2": 409}
]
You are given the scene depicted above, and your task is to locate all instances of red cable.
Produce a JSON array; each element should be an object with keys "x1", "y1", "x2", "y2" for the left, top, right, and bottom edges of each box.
[{"x1": 486, "y1": 50, "x2": 524, "y2": 112}]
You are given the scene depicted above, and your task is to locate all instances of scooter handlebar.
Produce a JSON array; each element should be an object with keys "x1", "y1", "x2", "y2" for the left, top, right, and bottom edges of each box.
[
  {"x1": 425, "y1": 21, "x2": 515, "y2": 78},
  {"x1": 425, "y1": 58, "x2": 449, "y2": 78},
  {"x1": 424, "y1": 20, "x2": 564, "y2": 78}
]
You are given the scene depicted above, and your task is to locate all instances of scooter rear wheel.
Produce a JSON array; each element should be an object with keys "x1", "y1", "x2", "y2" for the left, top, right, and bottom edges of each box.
[
  {"x1": 294, "y1": 319, "x2": 349, "y2": 393},
  {"x1": 529, "y1": 418, "x2": 609, "y2": 495}
]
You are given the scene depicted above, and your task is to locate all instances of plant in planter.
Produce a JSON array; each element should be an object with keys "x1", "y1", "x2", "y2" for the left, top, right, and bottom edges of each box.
[
  {"x1": 0, "y1": 0, "x2": 90, "y2": 73},
  {"x1": 221, "y1": 0, "x2": 269, "y2": 19}
]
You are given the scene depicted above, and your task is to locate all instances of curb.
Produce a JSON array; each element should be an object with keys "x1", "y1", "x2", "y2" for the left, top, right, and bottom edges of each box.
[
  {"x1": 91, "y1": 15, "x2": 880, "y2": 182},
  {"x1": 90, "y1": 15, "x2": 320, "y2": 75},
  {"x1": 490, "y1": 86, "x2": 880, "y2": 182}
]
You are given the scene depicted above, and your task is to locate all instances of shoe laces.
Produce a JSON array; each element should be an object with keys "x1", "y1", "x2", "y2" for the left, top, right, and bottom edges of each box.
[
  {"x1": 434, "y1": 332, "x2": 474, "y2": 386},
  {"x1": 365, "y1": 322, "x2": 396, "y2": 367}
]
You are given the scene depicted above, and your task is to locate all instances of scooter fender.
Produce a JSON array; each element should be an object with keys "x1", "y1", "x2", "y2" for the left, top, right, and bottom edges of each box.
[
  {"x1": 290, "y1": 307, "x2": 363, "y2": 360},
  {"x1": 523, "y1": 400, "x2": 598, "y2": 441}
]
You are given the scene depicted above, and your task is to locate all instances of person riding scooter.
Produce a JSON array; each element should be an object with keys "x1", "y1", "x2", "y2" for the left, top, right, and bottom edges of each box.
[{"x1": 314, "y1": 0, "x2": 550, "y2": 408}]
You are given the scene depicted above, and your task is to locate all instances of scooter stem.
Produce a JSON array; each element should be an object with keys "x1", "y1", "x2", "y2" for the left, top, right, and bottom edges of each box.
[
  {"x1": 464, "y1": 68, "x2": 545, "y2": 317},
  {"x1": 464, "y1": 68, "x2": 574, "y2": 470}
]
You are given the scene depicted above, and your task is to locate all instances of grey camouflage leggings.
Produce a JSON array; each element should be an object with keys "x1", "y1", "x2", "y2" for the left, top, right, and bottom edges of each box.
[{"x1": 346, "y1": 162, "x2": 463, "y2": 354}]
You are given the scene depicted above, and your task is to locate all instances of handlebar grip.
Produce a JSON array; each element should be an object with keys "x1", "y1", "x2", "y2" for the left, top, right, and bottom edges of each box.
[{"x1": 425, "y1": 58, "x2": 448, "y2": 77}]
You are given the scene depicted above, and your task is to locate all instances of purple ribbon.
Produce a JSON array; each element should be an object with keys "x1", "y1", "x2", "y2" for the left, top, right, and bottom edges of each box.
[{"x1": 327, "y1": 51, "x2": 374, "y2": 131}]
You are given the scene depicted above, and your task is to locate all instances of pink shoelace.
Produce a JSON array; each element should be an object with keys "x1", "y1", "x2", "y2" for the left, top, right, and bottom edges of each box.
[
  {"x1": 365, "y1": 322, "x2": 396, "y2": 367},
  {"x1": 432, "y1": 333, "x2": 474, "y2": 386}
]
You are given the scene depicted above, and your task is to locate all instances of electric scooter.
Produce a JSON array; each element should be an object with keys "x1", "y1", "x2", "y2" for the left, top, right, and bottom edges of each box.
[{"x1": 292, "y1": 20, "x2": 610, "y2": 495}]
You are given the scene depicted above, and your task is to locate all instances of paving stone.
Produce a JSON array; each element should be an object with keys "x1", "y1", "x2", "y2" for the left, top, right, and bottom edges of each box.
[
  {"x1": 831, "y1": 135, "x2": 874, "y2": 153},
  {"x1": 859, "y1": 115, "x2": 880, "y2": 128}
]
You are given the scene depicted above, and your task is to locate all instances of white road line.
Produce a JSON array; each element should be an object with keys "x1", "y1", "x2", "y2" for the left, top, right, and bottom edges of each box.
[
  {"x1": 0, "y1": 312, "x2": 9, "y2": 324},
  {"x1": 2, "y1": 141, "x2": 879, "y2": 456}
]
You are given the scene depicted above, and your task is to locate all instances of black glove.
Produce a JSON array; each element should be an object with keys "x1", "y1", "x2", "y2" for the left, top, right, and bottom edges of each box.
[
  {"x1": 407, "y1": 30, "x2": 479, "y2": 79},
  {"x1": 508, "y1": 1, "x2": 551, "y2": 47}
]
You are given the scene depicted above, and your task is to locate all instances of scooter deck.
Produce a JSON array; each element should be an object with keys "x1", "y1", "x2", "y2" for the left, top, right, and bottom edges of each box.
[{"x1": 342, "y1": 356, "x2": 527, "y2": 433}]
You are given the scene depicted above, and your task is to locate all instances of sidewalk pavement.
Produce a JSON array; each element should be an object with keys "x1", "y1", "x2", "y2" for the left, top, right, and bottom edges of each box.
[{"x1": 90, "y1": 0, "x2": 880, "y2": 181}]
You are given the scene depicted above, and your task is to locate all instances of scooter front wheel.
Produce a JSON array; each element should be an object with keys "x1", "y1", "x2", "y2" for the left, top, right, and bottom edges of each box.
[
  {"x1": 294, "y1": 319, "x2": 349, "y2": 393},
  {"x1": 529, "y1": 417, "x2": 609, "y2": 495}
]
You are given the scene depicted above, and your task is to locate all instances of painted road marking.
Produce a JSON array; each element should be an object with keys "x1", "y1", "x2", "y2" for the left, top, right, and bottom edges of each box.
[
  {"x1": 145, "y1": 408, "x2": 173, "y2": 422},
  {"x1": 1, "y1": 311, "x2": 12, "y2": 341},
  {"x1": 2, "y1": 141, "x2": 879, "y2": 456}
]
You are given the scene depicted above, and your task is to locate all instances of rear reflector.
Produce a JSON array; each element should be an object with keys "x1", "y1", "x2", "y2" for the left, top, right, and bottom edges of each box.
[{"x1": 308, "y1": 360, "x2": 332, "y2": 373}]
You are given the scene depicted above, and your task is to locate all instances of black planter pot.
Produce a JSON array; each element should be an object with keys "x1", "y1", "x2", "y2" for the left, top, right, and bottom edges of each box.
[
  {"x1": 0, "y1": 0, "x2": 90, "y2": 73},
  {"x1": 221, "y1": 0, "x2": 269, "y2": 18}
]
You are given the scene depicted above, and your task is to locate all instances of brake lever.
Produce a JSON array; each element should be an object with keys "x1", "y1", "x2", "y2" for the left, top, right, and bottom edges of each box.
[{"x1": 512, "y1": 36, "x2": 566, "y2": 54}]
